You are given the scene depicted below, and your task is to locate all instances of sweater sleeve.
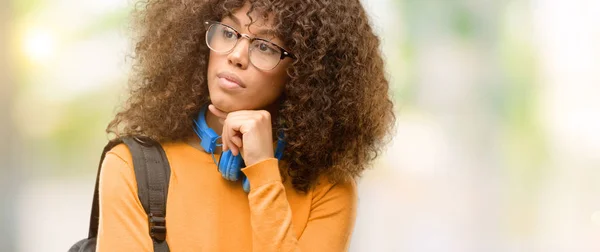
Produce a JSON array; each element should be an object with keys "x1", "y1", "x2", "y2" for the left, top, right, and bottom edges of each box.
[
  {"x1": 95, "y1": 148, "x2": 153, "y2": 252},
  {"x1": 241, "y1": 158, "x2": 358, "y2": 252}
]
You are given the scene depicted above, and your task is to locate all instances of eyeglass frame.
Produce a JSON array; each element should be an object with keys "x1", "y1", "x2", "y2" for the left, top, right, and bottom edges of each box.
[{"x1": 204, "y1": 21, "x2": 297, "y2": 70}]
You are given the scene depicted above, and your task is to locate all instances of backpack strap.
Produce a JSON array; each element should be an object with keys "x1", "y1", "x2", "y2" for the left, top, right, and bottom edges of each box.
[
  {"x1": 123, "y1": 137, "x2": 170, "y2": 251},
  {"x1": 87, "y1": 136, "x2": 170, "y2": 252}
]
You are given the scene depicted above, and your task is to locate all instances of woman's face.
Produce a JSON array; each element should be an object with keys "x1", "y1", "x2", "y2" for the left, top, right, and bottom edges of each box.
[{"x1": 206, "y1": 3, "x2": 292, "y2": 113}]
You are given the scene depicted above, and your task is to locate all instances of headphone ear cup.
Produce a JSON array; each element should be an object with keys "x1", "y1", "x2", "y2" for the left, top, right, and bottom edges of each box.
[{"x1": 218, "y1": 150, "x2": 244, "y2": 181}]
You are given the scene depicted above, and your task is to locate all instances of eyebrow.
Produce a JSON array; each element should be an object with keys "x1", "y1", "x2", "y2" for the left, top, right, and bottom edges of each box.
[{"x1": 226, "y1": 14, "x2": 276, "y2": 37}]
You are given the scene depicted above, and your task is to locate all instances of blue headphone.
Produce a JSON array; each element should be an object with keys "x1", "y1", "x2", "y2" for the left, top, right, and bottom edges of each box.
[{"x1": 193, "y1": 105, "x2": 285, "y2": 192}]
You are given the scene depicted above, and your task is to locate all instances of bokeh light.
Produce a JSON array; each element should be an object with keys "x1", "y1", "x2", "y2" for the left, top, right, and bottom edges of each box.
[{"x1": 23, "y1": 28, "x2": 56, "y2": 63}]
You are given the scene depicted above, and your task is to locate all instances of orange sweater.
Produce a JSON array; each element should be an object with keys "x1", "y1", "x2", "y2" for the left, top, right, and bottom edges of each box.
[{"x1": 95, "y1": 142, "x2": 357, "y2": 251}]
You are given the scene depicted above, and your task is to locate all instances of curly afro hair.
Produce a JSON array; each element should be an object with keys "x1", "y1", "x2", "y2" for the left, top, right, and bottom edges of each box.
[{"x1": 108, "y1": 0, "x2": 395, "y2": 193}]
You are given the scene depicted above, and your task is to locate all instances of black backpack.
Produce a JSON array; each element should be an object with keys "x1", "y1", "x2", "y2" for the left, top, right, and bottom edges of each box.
[{"x1": 69, "y1": 137, "x2": 171, "y2": 252}]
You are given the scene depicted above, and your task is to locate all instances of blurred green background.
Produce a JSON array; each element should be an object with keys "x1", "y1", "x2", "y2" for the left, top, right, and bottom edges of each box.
[{"x1": 1, "y1": 0, "x2": 600, "y2": 251}]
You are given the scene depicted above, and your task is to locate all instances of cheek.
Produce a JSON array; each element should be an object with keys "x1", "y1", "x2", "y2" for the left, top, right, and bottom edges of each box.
[
  {"x1": 207, "y1": 52, "x2": 221, "y2": 76},
  {"x1": 244, "y1": 71, "x2": 287, "y2": 108},
  {"x1": 260, "y1": 69, "x2": 288, "y2": 95},
  {"x1": 269, "y1": 62, "x2": 291, "y2": 88},
  {"x1": 207, "y1": 52, "x2": 228, "y2": 93}
]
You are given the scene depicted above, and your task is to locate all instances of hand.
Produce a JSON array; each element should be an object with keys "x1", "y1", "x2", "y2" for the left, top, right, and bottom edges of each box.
[{"x1": 208, "y1": 104, "x2": 275, "y2": 167}]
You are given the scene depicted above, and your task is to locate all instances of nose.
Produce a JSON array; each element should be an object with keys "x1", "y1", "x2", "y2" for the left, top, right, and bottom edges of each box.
[{"x1": 227, "y1": 36, "x2": 251, "y2": 70}]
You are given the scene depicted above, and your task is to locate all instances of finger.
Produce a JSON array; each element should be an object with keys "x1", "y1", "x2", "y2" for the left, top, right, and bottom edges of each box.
[
  {"x1": 236, "y1": 111, "x2": 271, "y2": 132},
  {"x1": 225, "y1": 118, "x2": 243, "y2": 156},
  {"x1": 229, "y1": 132, "x2": 240, "y2": 156},
  {"x1": 224, "y1": 118, "x2": 240, "y2": 156},
  {"x1": 208, "y1": 104, "x2": 228, "y2": 119},
  {"x1": 231, "y1": 135, "x2": 243, "y2": 149},
  {"x1": 238, "y1": 147, "x2": 244, "y2": 159},
  {"x1": 225, "y1": 114, "x2": 258, "y2": 135},
  {"x1": 231, "y1": 143, "x2": 239, "y2": 156}
]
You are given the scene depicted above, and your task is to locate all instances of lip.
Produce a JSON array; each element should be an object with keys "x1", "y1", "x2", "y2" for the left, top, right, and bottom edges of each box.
[{"x1": 217, "y1": 72, "x2": 246, "y2": 88}]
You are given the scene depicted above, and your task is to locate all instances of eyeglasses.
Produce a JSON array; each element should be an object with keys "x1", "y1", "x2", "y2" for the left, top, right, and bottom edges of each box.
[{"x1": 204, "y1": 21, "x2": 296, "y2": 70}]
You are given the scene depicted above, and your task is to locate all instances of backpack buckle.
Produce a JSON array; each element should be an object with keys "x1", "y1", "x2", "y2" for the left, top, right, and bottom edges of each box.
[{"x1": 148, "y1": 213, "x2": 166, "y2": 242}]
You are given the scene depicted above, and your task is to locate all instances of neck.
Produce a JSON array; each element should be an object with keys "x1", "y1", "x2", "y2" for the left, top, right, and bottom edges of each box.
[{"x1": 205, "y1": 108, "x2": 224, "y2": 136}]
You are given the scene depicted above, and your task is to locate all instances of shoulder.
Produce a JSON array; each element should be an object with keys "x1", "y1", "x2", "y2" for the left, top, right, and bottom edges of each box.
[
  {"x1": 311, "y1": 174, "x2": 358, "y2": 205},
  {"x1": 106, "y1": 143, "x2": 134, "y2": 166},
  {"x1": 301, "y1": 174, "x2": 358, "y2": 225},
  {"x1": 98, "y1": 143, "x2": 139, "y2": 203},
  {"x1": 104, "y1": 140, "x2": 186, "y2": 167},
  {"x1": 100, "y1": 143, "x2": 135, "y2": 185}
]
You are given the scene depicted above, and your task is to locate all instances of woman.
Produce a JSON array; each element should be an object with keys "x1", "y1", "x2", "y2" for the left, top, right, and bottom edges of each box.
[{"x1": 97, "y1": 0, "x2": 395, "y2": 251}]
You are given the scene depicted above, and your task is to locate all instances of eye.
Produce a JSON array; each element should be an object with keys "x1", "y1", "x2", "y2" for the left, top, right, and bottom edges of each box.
[
  {"x1": 221, "y1": 27, "x2": 236, "y2": 39},
  {"x1": 254, "y1": 41, "x2": 278, "y2": 54}
]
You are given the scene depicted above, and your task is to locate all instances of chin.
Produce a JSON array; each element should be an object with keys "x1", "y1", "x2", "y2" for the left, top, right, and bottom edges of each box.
[
  {"x1": 210, "y1": 97, "x2": 233, "y2": 112},
  {"x1": 208, "y1": 85, "x2": 275, "y2": 113},
  {"x1": 209, "y1": 94, "x2": 247, "y2": 112},
  {"x1": 207, "y1": 82, "x2": 242, "y2": 112}
]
